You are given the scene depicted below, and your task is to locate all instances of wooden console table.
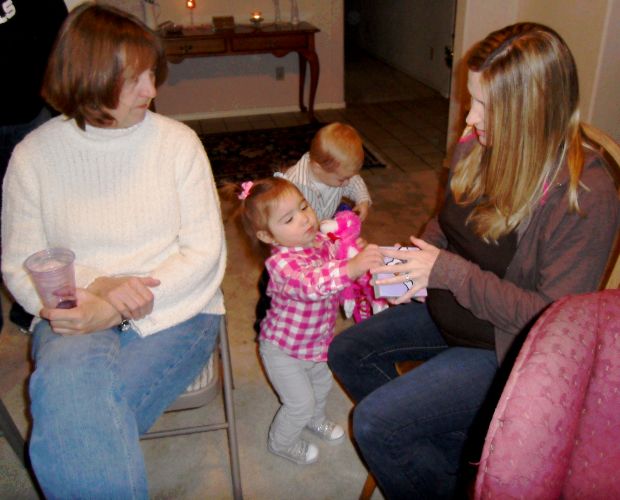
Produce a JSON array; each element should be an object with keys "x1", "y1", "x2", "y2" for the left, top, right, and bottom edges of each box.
[{"x1": 162, "y1": 23, "x2": 320, "y2": 118}]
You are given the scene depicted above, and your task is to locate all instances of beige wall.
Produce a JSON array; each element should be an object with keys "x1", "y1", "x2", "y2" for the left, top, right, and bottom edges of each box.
[
  {"x1": 516, "y1": 0, "x2": 609, "y2": 121},
  {"x1": 448, "y1": 0, "x2": 619, "y2": 148},
  {"x1": 447, "y1": 0, "x2": 518, "y2": 148},
  {"x1": 152, "y1": 0, "x2": 344, "y2": 120},
  {"x1": 590, "y1": 0, "x2": 620, "y2": 141},
  {"x1": 69, "y1": 1, "x2": 618, "y2": 141}
]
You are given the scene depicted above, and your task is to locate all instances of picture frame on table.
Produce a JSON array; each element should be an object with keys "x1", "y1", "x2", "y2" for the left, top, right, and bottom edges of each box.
[{"x1": 212, "y1": 16, "x2": 235, "y2": 30}]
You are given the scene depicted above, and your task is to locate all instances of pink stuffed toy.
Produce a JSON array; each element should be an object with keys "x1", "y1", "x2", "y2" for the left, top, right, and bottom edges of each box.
[{"x1": 320, "y1": 210, "x2": 388, "y2": 322}]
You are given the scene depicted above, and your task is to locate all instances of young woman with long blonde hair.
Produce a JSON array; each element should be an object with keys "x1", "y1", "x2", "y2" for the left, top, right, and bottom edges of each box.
[{"x1": 328, "y1": 23, "x2": 619, "y2": 498}]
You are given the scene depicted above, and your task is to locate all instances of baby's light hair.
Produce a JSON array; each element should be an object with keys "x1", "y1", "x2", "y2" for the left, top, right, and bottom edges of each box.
[{"x1": 309, "y1": 122, "x2": 364, "y2": 173}]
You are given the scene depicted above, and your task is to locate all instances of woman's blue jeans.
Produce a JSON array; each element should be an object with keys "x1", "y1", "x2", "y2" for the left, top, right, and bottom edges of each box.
[
  {"x1": 327, "y1": 302, "x2": 498, "y2": 499},
  {"x1": 28, "y1": 313, "x2": 220, "y2": 500}
]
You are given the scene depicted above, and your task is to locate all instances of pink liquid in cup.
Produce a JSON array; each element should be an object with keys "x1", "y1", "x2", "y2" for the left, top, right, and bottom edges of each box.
[{"x1": 24, "y1": 248, "x2": 77, "y2": 309}]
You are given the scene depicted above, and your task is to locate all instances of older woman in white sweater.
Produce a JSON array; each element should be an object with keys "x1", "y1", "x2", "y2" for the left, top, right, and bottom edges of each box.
[{"x1": 1, "y1": 5, "x2": 226, "y2": 498}]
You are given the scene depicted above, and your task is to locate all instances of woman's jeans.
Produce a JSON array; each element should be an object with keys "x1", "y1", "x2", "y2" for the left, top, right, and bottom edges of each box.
[
  {"x1": 28, "y1": 313, "x2": 220, "y2": 500},
  {"x1": 327, "y1": 301, "x2": 498, "y2": 499}
]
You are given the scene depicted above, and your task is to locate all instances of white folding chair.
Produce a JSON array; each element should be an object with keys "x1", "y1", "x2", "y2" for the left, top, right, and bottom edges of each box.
[{"x1": 141, "y1": 315, "x2": 243, "y2": 499}]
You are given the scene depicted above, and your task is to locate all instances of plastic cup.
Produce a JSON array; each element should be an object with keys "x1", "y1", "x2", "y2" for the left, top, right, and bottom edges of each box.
[{"x1": 24, "y1": 248, "x2": 77, "y2": 309}]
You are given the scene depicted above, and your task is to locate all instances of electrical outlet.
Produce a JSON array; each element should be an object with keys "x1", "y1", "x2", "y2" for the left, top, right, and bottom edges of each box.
[{"x1": 275, "y1": 67, "x2": 285, "y2": 80}]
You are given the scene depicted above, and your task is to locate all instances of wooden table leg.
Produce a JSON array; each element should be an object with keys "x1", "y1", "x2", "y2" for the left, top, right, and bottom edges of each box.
[
  {"x1": 298, "y1": 52, "x2": 307, "y2": 113},
  {"x1": 298, "y1": 49, "x2": 320, "y2": 120},
  {"x1": 359, "y1": 472, "x2": 377, "y2": 500}
]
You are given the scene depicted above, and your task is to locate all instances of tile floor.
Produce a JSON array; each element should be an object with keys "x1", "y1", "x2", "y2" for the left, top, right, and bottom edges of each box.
[{"x1": 0, "y1": 53, "x2": 450, "y2": 499}]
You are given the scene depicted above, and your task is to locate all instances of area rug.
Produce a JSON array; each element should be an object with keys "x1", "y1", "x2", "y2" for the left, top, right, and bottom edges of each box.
[{"x1": 199, "y1": 122, "x2": 385, "y2": 186}]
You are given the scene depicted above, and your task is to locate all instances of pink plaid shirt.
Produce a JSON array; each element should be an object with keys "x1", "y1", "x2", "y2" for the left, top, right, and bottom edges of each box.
[{"x1": 260, "y1": 233, "x2": 353, "y2": 361}]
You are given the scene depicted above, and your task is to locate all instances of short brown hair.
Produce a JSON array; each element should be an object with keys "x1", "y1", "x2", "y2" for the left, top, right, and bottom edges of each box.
[
  {"x1": 309, "y1": 122, "x2": 364, "y2": 173},
  {"x1": 42, "y1": 3, "x2": 168, "y2": 129},
  {"x1": 220, "y1": 177, "x2": 304, "y2": 260},
  {"x1": 236, "y1": 177, "x2": 302, "y2": 237}
]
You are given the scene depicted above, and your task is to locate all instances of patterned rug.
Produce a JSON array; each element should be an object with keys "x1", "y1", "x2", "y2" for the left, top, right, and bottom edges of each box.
[{"x1": 199, "y1": 122, "x2": 385, "y2": 186}]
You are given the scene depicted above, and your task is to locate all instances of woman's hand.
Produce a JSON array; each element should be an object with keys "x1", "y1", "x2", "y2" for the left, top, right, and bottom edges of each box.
[
  {"x1": 40, "y1": 288, "x2": 122, "y2": 335},
  {"x1": 87, "y1": 276, "x2": 160, "y2": 320},
  {"x1": 355, "y1": 236, "x2": 368, "y2": 249},
  {"x1": 347, "y1": 244, "x2": 384, "y2": 280},
  {"x1": 372, "y1": 237, "x2": 440, "y2": 304}
]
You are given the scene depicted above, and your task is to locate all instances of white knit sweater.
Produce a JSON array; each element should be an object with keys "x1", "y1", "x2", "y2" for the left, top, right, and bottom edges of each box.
[{"x1": 1, "y1": 111, "x2": 226, "y2": 336}]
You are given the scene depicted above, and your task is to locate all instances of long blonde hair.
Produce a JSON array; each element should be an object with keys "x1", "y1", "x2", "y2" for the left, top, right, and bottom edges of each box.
[{"x1": 451, "y1": 23, "x2": 584, "y2": 242}]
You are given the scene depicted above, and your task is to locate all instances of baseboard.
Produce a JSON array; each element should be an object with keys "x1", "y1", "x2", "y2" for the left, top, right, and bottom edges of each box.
[{"x1": 167, "y1": 102, "x2": 347, "y2": 122}]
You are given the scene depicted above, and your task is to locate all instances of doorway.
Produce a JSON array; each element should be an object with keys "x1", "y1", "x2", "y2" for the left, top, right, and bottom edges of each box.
[{"x1": 344, "y1": 0, "x2": 457, "y2": 105}]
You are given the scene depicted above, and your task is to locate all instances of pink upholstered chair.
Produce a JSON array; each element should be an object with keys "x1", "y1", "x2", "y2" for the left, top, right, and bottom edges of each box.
[{"x1": 475, "y1": 289, "x2": 620, "y2": 499}]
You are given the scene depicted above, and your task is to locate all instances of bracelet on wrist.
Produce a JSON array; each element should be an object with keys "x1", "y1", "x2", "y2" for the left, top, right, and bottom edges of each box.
[{"x1": 117, "y1": 319, "x2": 131, "y2": 332}]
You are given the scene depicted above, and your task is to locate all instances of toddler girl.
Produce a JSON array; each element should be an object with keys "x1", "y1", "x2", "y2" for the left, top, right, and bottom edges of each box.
[
  {"x1": 233, "y1": 177, "x2": 383, "y2": 465},
  {"x1": 255, "y1": 122, "x2": 372, "y2": 334}
]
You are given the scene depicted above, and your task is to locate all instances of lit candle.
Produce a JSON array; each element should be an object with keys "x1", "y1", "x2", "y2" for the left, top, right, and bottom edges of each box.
[
  {"x1": 186, "y1": 0, "x2": 196, "y2": 9},
  {"x1": 251, "y1": 10, "x2": 262, "y2": 21}
]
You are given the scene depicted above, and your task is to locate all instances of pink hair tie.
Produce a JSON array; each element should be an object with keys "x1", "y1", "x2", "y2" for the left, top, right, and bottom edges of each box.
[{"x1": 238, "y1": 181, "x2": 254, "y2": 200}]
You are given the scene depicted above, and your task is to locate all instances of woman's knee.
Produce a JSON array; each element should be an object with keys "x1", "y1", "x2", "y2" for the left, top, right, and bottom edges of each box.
[
  {"x1": 327, "y1": 328, "x2": 361, "y2": 373},
  {"x1": 37, "y1": 324, "x2": 117, "y2": 360},
  {"x1": 352, "y1": 394, "x2": 385, "y2": 449},
  {"x1": 31, "y1": 327, "x2": 120, "y2": 399}
]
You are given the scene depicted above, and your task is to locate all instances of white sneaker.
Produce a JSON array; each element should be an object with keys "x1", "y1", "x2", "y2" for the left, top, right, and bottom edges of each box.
[
  {"x1": 268, "y1": 439, "x2": 319, "y2": 465},
  {"x1": 306, "y1": 419, "x2": 346, "y2": 444}
]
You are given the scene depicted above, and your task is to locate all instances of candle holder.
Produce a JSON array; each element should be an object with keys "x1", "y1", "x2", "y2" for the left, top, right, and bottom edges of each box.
[
  {"x1": 142, "y1": 0, "x2": 159, "y2": 30},
  {"x1": 273, "y1": 0, "x2": 283, "y2": 25},
  {"x1": 250, "y1": 10, "x2": 264, "y2": 26},
  {"x1": 290, "y1": 0, "x2": 299, "y2": 25},
  {"x1": 186, "y1": 0, "x2": 196, "y2": 26}
]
